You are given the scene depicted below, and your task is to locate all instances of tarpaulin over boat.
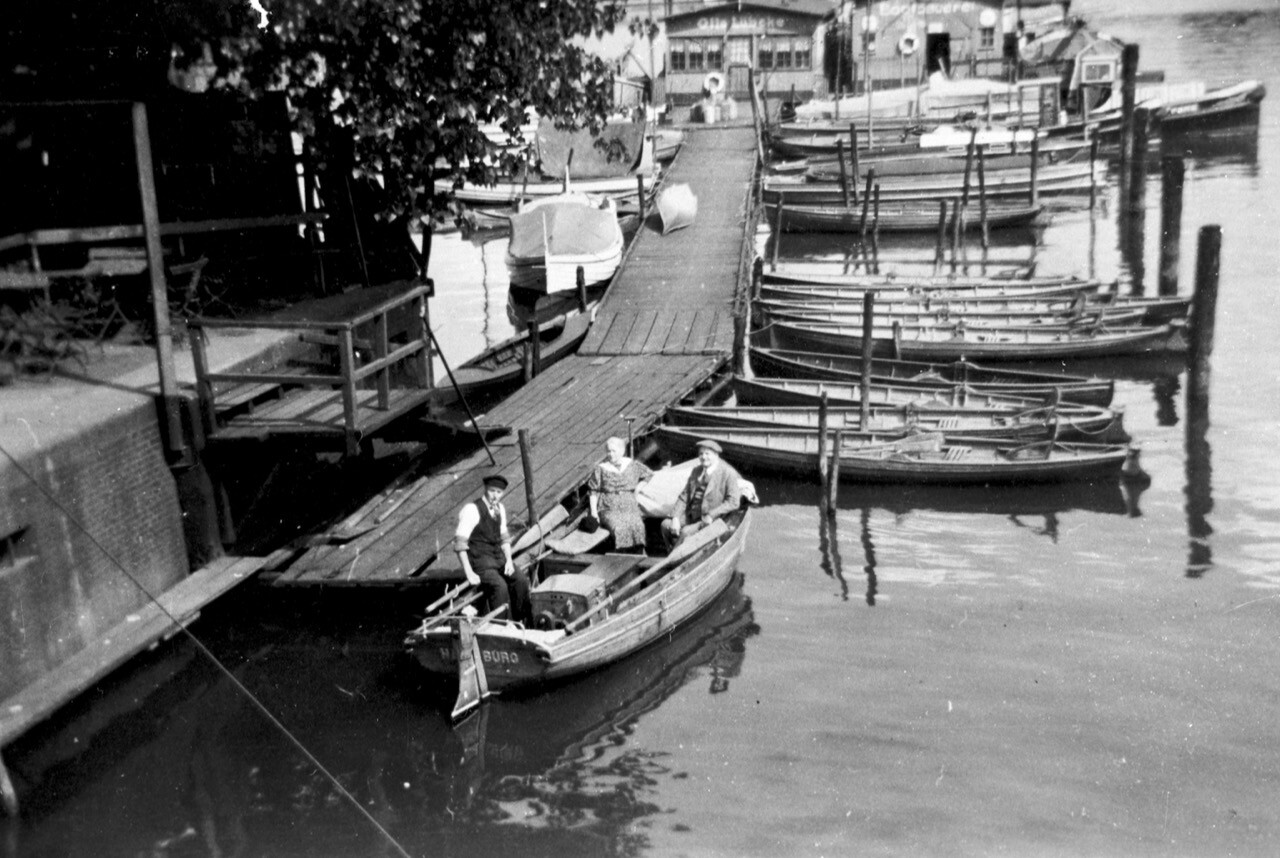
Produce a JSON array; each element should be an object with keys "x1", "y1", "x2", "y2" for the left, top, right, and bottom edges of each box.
[
  {"x1": 506, "y1": 196, "x2": 619, "y2": 261},
  {"x1": 535, "y1": 119, "x2": 645, "y2": 179}
]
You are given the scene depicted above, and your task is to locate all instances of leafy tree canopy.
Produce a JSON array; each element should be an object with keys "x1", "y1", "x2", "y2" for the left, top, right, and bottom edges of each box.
[{"x1": 180, "y1": 0, "x2": 629, "y2": 223}]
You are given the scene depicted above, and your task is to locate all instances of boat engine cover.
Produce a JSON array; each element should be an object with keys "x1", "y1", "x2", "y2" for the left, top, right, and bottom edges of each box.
[{"x1": 531, "y1": 573, "x2": 606, "y2": 629}]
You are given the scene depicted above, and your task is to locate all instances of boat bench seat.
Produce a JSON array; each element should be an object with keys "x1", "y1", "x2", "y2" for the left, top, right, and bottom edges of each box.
[{"x1": 577, "y1": 553, "x2": 647, "y2": 588}]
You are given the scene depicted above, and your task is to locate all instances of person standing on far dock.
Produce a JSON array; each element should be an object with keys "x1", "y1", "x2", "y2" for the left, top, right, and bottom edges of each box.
[
  {"x1": 662, "y1": 439, "x2": 742, "y2": 549},
  {"x1": 455, "y1": 474, "x2": 531, "y2": 624}
]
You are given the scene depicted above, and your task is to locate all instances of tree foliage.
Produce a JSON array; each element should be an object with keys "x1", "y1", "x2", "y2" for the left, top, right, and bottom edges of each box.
[{"x1": 193, "y1": 0, "x2": 628, "y2": 222}]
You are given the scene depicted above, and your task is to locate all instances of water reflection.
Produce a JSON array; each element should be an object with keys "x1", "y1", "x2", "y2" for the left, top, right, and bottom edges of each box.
[
  {"x1": 2, "y1": 583, "x2": 758, "y2": 857},
  {"x1": 1185, "y1": 376, "x2": 1214, "y2": 577},
  {"x1": 816, "y1": 496, "x2": 850, "y2": 602}
]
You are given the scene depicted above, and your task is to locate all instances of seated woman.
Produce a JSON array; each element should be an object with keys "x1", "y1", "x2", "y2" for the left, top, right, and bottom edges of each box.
[{"x1": 587, "y1": 437, "x2": 654, "y2": 553}]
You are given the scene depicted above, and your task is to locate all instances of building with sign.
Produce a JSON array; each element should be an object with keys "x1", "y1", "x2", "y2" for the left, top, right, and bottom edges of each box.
[
  {"x1": 826, "y1": 0, "x2": 1070, "y2": 94},
  {"x1": 661, "y1": 0, "x2": 831, "y2": 112}
]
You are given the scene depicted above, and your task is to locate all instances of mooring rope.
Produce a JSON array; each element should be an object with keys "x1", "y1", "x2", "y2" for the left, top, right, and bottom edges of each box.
[{"x1": 0, "y1": 441, "x2": 412, "y2": 858}]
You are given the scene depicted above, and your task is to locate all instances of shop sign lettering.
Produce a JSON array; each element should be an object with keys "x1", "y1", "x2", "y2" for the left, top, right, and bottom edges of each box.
[
  {"x1": 876, "y1": 1, "x2": 976, "y2": 16},
  {"x1": 696, "y1": 15, "x2": 790, "y2": 32}
]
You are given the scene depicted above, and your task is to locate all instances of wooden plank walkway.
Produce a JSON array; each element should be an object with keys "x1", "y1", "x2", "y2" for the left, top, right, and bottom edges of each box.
[{"x1": 271, "y1": 126, "x2": 760, "y2": 587}]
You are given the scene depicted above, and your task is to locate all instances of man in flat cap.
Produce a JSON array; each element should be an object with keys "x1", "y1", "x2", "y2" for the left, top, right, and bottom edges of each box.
[
  {"x1": 455, "y1": 474, "x2": 531, "y2": 624},
  {"x1": 662, "y1": 438, "x2": 742, "y2": 549}
]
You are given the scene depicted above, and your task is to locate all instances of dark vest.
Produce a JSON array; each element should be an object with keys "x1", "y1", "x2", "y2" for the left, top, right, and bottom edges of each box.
[{"x1": 468, "y1": 500, "x2": 505, "y2": 569}]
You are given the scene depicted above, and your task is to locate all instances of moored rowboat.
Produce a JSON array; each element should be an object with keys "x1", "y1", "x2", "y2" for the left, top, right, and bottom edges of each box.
[
  {"x1": 653, "y1": 425, "x2": 1134, "y2": 485},
  {"x1": 764, "y1": 201, "x2": 1044, "y2": 233}
]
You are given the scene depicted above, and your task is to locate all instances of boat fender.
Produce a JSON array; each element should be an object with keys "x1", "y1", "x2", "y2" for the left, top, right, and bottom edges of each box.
[
  {"x1": 703, "y1": 72, "x2": 726, "y2": 97},
  {"x1": 898, "y1": 32, "x2": 919, "y2": 57}
]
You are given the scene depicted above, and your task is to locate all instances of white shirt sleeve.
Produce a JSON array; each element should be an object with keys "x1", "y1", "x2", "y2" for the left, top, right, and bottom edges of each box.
[{"x1": 455, "y1": 503, "x2": 480, "y2": 552}]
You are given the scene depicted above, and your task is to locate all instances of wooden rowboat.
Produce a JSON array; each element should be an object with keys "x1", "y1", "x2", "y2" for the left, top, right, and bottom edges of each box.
[
  {"x1": 764, "y1": 163, "x2": 1100, "y2": 205},
  {"x1": 505, "y1": 192, "x2": 625, "y2": 293},
  {"x1": 653, "y1": 425, "x2": 1133, "y2": 485},
  {"x1": 655, "y1": 182, "x2": 698, "y2": 234},
  {"x1": 748, "y1": 346, "x2": 1115, "y2": 406},
  {"x1": 732, "y1": 376, "x2": 1118, "y2": 420},
  {"x1": 432, "y1": 307, "x2": 594, "y2": 405},
  {"x1": 668, "y1": 403, "x2": 1124, "y2": 442},
  {"x1": 406, "y1": 488, "x2": 752, "y2": 717},
  {"x1": 755, "y1": 300, "x2": 1149, "y2": 330},
  {"x1": 763, "y1": 318, "x2": 1184, "y2": 361},
  {"x1": 764, "y1": 201, "x2": 1044, "y2": 233},
  {"x1": 758, "y1": 279, "x2": 1102, "y2": 304}
]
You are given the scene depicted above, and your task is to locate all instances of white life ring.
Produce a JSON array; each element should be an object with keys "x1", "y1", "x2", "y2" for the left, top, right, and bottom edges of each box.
[
  {"x1": 703, "y1": 72, "x2": 725, "y2": 96},
  {"x1": 898, "y1": 32, "x2": 919, "y2": 57}
]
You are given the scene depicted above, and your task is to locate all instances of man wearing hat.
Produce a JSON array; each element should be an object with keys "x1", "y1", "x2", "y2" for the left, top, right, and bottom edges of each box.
[
  {"x1": 455, "y1": 474, "x2": 531, "y2": 624},
  {"x1": 662, "y1": 438, "x2": 742, "y2": 548}
]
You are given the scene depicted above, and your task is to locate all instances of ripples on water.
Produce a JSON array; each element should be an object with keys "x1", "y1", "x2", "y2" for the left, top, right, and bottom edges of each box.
[{"x1": 6, "y1": 3, "x2": 1280, "y2": 856}]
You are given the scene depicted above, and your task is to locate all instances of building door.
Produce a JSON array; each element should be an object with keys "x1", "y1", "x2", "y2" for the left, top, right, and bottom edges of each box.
[
  {"x1": 726, "y1": 37, "x2": 752, "y2": 96},
  {"x1": 925, "y1": 32, "x2": 952, "y2": 76}
]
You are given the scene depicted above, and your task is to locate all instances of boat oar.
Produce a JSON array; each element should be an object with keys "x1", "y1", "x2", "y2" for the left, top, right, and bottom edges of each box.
[
  {"x1": 425, "y1": 323, "x2": 496, "y2": 466},
  {"x1": 561, "y1": 519, "x2": 730, "y2": 634}
]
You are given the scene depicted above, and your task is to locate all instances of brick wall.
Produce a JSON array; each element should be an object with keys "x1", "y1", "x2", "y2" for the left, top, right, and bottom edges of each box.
[{"x1": 0, "y1": 400, "x2": 188, "y2": 701}]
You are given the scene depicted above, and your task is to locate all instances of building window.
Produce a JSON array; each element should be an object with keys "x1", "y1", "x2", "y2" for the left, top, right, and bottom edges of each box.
[
  {"x1": 671, "y1": 41, "x2": 687, "y2": 72},
  {"x1": 758, "y1": 39, "x2": 774, "y2": 70},
  {"x1": 980, "y1": 27, "x2": 996, "y2": 50},
  {"x1": 687, "y1": 39, "x2": 706, "y2": 71},
  {"x1": 706, "y1": 41, "x2": 723, "y2": 70},
  {"x1": 794, "y1": 41, "x2": 811, "y2": 69},
  {"x1": 777, "y1": 38, "x2": 794, "y2": 69}
]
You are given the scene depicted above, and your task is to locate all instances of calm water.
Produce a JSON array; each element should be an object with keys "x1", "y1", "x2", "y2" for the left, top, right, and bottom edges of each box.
[{"x1": 7, "y1": 3, "x2": 1280, "y2": 856}]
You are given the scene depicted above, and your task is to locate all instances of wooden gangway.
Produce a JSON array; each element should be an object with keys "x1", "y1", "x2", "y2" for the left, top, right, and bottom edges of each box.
[{"x1": 267, "y1": 125, "x2": 761, "y2": 586}]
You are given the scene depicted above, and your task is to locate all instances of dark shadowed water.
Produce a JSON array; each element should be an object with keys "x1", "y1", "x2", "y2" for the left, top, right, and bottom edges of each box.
[{"x1": 5, "y1": 2, "x2": 1280, "y2": 855}]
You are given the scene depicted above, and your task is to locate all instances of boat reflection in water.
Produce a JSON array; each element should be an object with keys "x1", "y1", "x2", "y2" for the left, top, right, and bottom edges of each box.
[{"x1": 1, "y1": 579, "x2": 757, "y2": 857}]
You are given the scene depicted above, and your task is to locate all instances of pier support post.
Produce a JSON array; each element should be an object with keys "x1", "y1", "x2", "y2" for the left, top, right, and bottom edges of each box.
[
  {"x1": 1159, "y1": 156, "x2": 1186, "y2": 296},
  {"x1": 1188, "y1": 226, "x2": 1222, "y2": 403},
  {"x1": 860, "y1": 292, "x2": 875, "y2": 430},
  {"x1": 1127, "y1": 106, "x2": 1152, "y2": 217},
  {"x1": 977, "y1": 145, "x2": 989, "y2": 249},
  {"x1": 518, "y1": 429, "x2": 538, "y2": 528},
  {"x1": 1029, "y1": 136, "x2": 1040, "y2": 208},
  {"x1": 1118, "y1": 43, "x2": 1140, "y2": 176},
  {"x1": 527, "y1": 320, "x2": 542, "y2": 378},
  {"x1": 934, "y1": 200, "x2": 948, "y2": 274},
  {"x1": 826, "y1": 429, "x2": 842, "y2": 514},
  {"x1": 576, "y1": 266, "x2": 588, "y2": 313}
]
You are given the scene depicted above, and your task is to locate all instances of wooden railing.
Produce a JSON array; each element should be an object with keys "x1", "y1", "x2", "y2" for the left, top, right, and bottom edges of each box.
[{"x1": 187, "y1": 283, "x2": 432, "y2": 455}]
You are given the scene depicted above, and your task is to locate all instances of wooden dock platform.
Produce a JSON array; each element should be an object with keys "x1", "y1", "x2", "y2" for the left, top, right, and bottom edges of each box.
[{"x1": 268, "y1": 125, "x2": 760, "y2": 586}]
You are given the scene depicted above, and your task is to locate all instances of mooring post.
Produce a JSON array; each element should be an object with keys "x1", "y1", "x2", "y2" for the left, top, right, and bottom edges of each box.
[
  {"x1": 772, "y1": 194, "x2": 783, "y2": 270},
  {"x1": 1029, "y1": 135, "x2": 1040, "y2": 208},
  {"x1": 636, "y1": 174, "x2": 646, "y2": 223},
  {"x1": 1127, "y1": 106, "x2": 1152, "y2": 217},
  {"x1": 576, "y1": 265, "x2": 588, "y2": 313},
  {"x1": 859, "y1": 168, "x2": 874, "y2": 238},
  {"x1": 977, "y1": 144, "x2": 989, "y2": 249},
  {"x1": 826, "y1": 429, "x2": 842, "y2": 513},
  {"x1": 527, "y1": 319, "x2": 542, "y2": 377},
  {"x1": 836, "y1": 138, "x2": 851, "y2": 208},
  {"x1": 871, "y1": 185, "x2": 881, "y2": 274},
  {"x1": 860, "y1": 292, "x2": 875, "y2": 430},
  {"x1": 961, "y1": 129, "x2": 976, "y2": 209},
  {"x1": 733, "y1": 310, "x2": 748, "y2": 377},
  {"x1": 518, "y1": 429, "x2": 538, "y2": 528},
  {"x1": 850, "y1": 124, "x2": 860, "y2": 193},
  {"x1": 1118, "y1": 42, "x2": 1141, "y2": 176},
  {"x1": 817, "y1": 392, "x2": 830, "y2": 486},
  {"x1": 1089, "y1": 137, "x2": 1100, "y2": 210},
  {"x1": 934, "y1": 200, "x2": 948, "y2": 274},
  {"x1": 1159, "y1": 156, "x2": 1186, "y2": 297},
  {"x1": 950, "y1": 195, "x2": 962, "y2": 273},
  {"x1": 1188, "y1": 226, "x2": 1222, "y2": 403}
]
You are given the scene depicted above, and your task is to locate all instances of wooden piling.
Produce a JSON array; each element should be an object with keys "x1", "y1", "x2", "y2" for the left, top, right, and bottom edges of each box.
[
  {"x1": 518, "y1": 429, "x2": 538, "y2": 527},
  {"x1": 1159, "y1": 156, "x2": 1186, "y2": 296},
  {"x1": 826, "y1": 429, "x2": 842, "y2": 512},
  {"x1": 961, "y1": 129, "x2": 977, "y2": 208},
  {"x1": 772, "y1": 195, "x2": 783, "y2": 270},
  {"x1": 858, "y1": 168, "x2": 874, "y2": 238},
  {"x1": 817, "y1": 392, "x2": 830, "y2": 485},
  {"x1": 934, "y1": 200, "x2": 948, "y2": 274},
  {"x1": 528, "y1": 319, "x2": 542, "y2": 377},
  {"x1": 1127, "y1": 106, "x2": 1151, "y2": 216},
  {"x1": 1089, "y1": 137, "x2": 1100, "y2": 210},
  {"x1": 636, "y1": 174, "x2": 647, "y2": 222},
  {"x1": 860, "y1": 292, "x2": 875, "y2": 430},
  {"x1": 977, "y1": 145, "x2": 989, "y2": 249},
  {"x1": 1188, "y1": 226, "x2": 1222, "y2": 402},
  {"x1": 1118, "y1": 43, "x2": 1141, "y2": 175},
  {"x1": 576, "y1": 265, "x2": 588, "y2": 313},
  {"x1": 1029, "y1": 135, "x2": 1040, "y2": 207},
  {"x1": 950, "y1": 195, "x2": 962, "y2": 273},
  {"x1": 871, "y1": 185, "x2": 881, "y2": 273},
  {"x1": 850, "y1": 124, "x2": 860, "y2": 191},
  {"x1": 836, "y1": 138, "x2": 851, "y2": 208}
]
